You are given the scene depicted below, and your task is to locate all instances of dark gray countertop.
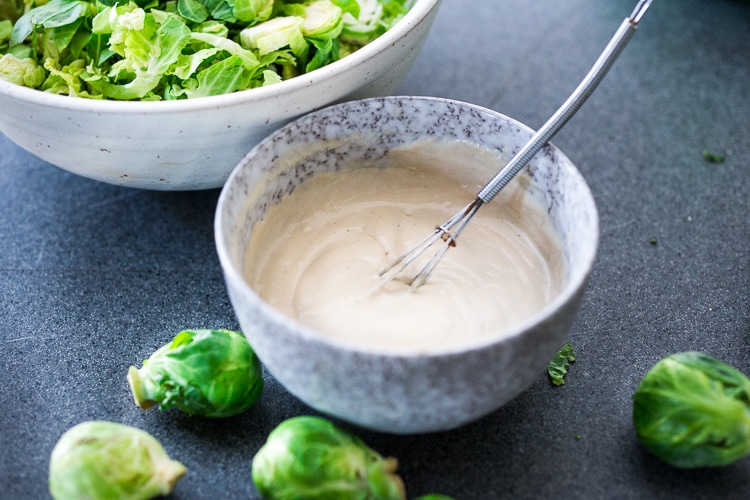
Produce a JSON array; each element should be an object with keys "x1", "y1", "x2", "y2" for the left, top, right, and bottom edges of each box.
[{"x1": 1, "y1": 0, "x2": 748, "y2": 498}]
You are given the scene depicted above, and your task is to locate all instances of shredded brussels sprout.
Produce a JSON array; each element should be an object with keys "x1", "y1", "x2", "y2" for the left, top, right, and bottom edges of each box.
[{"x1": 0, "y1": 0, "x2": 412, "y2": 99}]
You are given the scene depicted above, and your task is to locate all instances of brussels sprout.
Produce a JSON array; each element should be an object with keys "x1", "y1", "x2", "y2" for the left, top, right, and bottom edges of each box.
[
  {"x1": 252, "y1": 416, "x2": 406, "y2": 499},
  {"x1": 128, "y1": 328, "x2": 263, "y2": 418},
  {"x1": 49, "y1": 421, "x2": 186, "y2": 500},
  {"x1": 633, "y1": 351, "x2": 750, "y2": 468}
]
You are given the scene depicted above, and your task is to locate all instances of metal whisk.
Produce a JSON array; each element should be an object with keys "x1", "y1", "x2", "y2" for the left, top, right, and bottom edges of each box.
[{"x1": 379, "y1": 0, "x2": 653, "y2": 289}]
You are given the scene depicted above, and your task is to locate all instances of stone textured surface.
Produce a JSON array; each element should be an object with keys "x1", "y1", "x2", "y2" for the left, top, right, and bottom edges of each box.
[{"x1": 1, "y1": 0, "x2": 749, "y2": 498}]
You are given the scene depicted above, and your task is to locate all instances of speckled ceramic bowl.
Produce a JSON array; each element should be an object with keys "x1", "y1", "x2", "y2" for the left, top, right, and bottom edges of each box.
[
  {"x1": 0, "y1": 0, "x2": 441, "y2": 191},
  {"x1": 215, "y1": 96, "x2": 599, "y2": 433}
]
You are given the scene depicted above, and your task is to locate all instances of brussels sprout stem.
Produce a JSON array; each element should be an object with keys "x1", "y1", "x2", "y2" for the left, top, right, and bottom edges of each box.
[
  {"x1": 127, "y1": 366, "x2": 158, "y2": 410},
  {"x1": 374, "y1": 457, "x2": 406, "y2": 499},
  {"x1": 155, "y1": 458, "x2": 188, "y2": 494}
]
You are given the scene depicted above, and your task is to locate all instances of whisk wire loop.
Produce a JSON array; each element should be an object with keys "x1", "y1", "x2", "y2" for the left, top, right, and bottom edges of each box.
[{"x1": 378, "y1": 199, "x2": 483, "y2": 289}]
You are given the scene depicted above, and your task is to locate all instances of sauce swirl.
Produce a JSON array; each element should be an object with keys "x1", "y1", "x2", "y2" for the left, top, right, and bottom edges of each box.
[{"x1": 244, "y1": 142, "x2": 564, "y2": 352}]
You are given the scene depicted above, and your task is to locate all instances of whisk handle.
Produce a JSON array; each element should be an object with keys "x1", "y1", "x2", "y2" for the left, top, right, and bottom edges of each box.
[{"x1": 477, "y1": 0, "x2": 652, "y2": 204}]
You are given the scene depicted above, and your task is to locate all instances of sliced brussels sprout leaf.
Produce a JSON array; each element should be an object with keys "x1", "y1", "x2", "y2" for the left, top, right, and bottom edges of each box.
[
  {"x1": 284, "y1": 0, "x2": 343, "y2": 40},
  {"x1": 231, "y1": 0, "x2": 274, "y2": 24},
  {"x1": 239, "y1": 15, "x2": 307, "y2": 57},
  {"x1": 0, "y1": 52, "x2": 46, "y2": 86}
]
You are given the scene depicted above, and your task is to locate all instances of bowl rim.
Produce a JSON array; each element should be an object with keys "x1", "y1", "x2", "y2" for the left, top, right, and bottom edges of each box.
[
  {"x1": 215, "y1": 95, "x2": 600, "y2": 358},
  {"x1": 0, "y1": 0, "x2": 439, "y2": 113}
]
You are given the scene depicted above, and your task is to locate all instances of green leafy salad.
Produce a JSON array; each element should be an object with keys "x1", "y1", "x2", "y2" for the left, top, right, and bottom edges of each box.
[{"x1": 0, "y1": 0, "x2": 411, "y2": 100}]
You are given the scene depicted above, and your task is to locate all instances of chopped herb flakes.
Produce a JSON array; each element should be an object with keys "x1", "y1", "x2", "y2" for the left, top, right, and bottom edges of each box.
[{"x1": 702, "y1": 150, "x2": 726, "y2": 163}]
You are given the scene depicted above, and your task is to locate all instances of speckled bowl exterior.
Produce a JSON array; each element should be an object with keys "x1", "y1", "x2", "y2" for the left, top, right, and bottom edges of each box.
[
  {"x1": 0, "y1": 0, "x2": 441, "y2": 191},
  {"x1": 215, "y1": 96, "x2": 599, "y2": 434}
]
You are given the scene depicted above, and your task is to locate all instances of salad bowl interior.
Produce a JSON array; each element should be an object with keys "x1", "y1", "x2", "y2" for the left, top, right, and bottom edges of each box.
[{"x1": 0, "y1": 0, "x2": 442, "y2": 190}]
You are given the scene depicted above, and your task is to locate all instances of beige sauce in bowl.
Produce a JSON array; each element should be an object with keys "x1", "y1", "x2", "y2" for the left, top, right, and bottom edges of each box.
[{"x1": 244, "y1": 142, "x2": 564, "y2": 352}]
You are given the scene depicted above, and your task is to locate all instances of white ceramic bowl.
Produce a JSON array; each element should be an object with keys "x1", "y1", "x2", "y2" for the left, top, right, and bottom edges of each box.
[
  {"x1": 0, "y1": 0, "x2": 442, "y2": 191},
  {"x1": 215, "y1": 96, "x2": 599, "y2": 434}
]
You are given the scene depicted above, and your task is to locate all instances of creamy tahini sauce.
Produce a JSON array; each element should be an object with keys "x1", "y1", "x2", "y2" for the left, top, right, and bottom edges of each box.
[{"x1": 244, "y1": 141, "x2": 564, "y2": 352}]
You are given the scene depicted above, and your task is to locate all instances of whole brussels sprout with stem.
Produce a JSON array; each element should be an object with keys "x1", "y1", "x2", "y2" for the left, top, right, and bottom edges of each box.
[
  {"x1": 49, "y1": 421, "x2": 186, "y2": 500},
  {"x1": 633, "y1": 351, "x2": 750, "y2": 468},
  {"x1": 128, "y1": 329, "x2": 263, "y2": 418},
  {"x1": 252, "y1": 416, "x2": 406, "y2": 499}
]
